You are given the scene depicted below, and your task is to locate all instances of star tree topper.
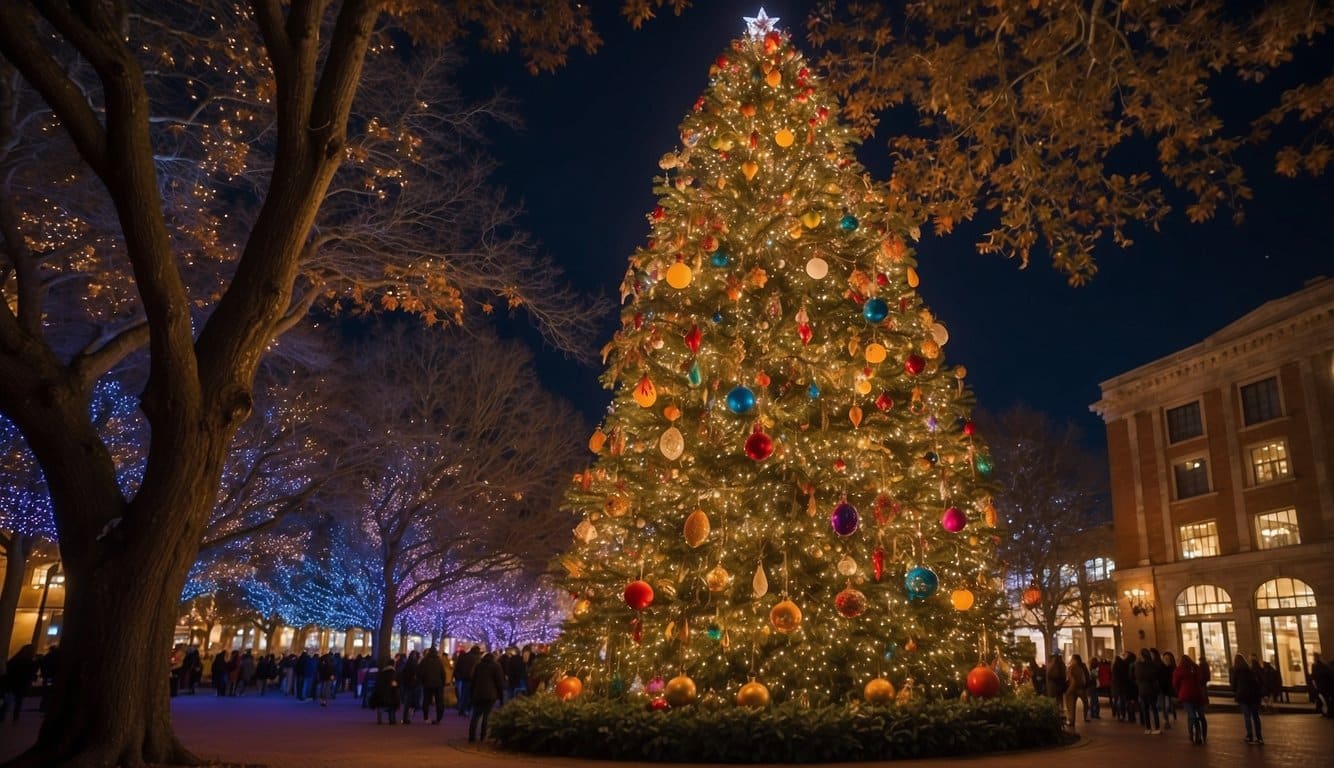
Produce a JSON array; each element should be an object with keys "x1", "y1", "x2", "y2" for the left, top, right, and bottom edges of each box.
[{"x1": 744, "y1": 8, "x2": 780, "y2": 39}]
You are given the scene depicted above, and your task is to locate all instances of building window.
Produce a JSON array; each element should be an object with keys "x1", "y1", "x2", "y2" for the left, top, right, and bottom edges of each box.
[
  {"x1": 1255, "y1": 577, "x2": 1316, "y2": 610},
  {"x1": 1173, "y1": 457, "x2": 1210, "y2": 499},
  {"x1": 1166, "y1": 401, "x2": 1204, "y2": 443},
  {"x1": 1248, "y1": 441, "x2": 1290, "y2": 485},
  {"x1": 1178, "y1": 520, "x2": 1220, "y2": 559},
  {"x1": 1254, "y1": 508, "x2": 1301, "y2": 550},
  {"x1": 1084, "y1": 557, "x2": 1115, "y2": 581},
  {"x1": 1176, "y1": 584, "x2": 1233, "y2": 616},
  {"x1": 1240, "y1": 376, "x2": 1282, "y2": 425}
]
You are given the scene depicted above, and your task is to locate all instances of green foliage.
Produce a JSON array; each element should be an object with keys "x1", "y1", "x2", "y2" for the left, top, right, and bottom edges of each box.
[{"x1": 491, "y1": 694, "x2": 1066, "y2": 762}]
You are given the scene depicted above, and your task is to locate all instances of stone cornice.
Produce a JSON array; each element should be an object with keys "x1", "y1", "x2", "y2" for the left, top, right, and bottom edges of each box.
[{"x1": 1091, "y1": 278, "x2": 1334, "y2": 422}]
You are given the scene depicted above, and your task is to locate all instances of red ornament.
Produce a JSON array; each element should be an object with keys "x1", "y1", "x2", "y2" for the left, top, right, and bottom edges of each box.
[
  {"x1": 835, "y1": 587, "x2": 867, "y2": 618},
  {"x1": 631, "y1": 617, "x2": 643, "y2": 644},
  {"x1": 798, "y1": 67, "x2": 809, "y2": 79},
  {"x1": 684, "y1": 325, "x2": 702, "y2": 354},
  {"x1": 833, "y1": 458, "x2": 847, "y2": 473},
  {"x1": 875, "y1": 392, "x2": 894, "y2": 411},
  {"x1": 715, "y1": 54, "x2": 729, "y2": 68},
  {"x1": 876, "y1": 272, "x2": 889, "y2": 286},
  {"x1": 649, "y1": 696, "x2": 670, "y2": 711},
  {"x1": 966, "y1": 665, "x2": 1002, "y2": 698},
  {"x1": 693, "y1": 96, "x2": 705, "y2": 112},
  {"x1": 962, "y1": 420, "x2": 976, "y2": 436},
  {"x1": 651, "y1": 206, "x2": 665, "y2": 221},
  {"x1": 763, "y1": 31, "x2": 781, "y2": 53},
  {"x1": 744, "y1": 425, "x2": 774, "y2": 461},
  {"x1": 817, "y1": 106, "x2": 830, "y2": 122},
  {"x1": 633, "y1": 312, "x2": 644, "y2": 329},
  {"x1": 904, "y1": 355, "x2": 926, "y2": 376},
  {"x1": 797, "y1": 323, "x2": 813, "y2": 345},
  {"x1": 872, "y1": 547, "x2": 885, "y2": 581},
  {"x1": 623, "y1": 580, "x2": 654, "y2": 611}
]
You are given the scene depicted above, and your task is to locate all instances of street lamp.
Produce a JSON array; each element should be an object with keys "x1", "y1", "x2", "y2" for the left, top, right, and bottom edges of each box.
[
  {"x1": 32, "y1": 561, "x2": 64, "y2": 647},
  {"x1": 1123, "y1": 587, "x2": 1155, "y2": 617}
]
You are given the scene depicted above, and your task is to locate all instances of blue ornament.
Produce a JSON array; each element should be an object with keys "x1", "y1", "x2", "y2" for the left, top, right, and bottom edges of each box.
[
  {"x1": 710, "y1": 251, "x2": 731, "y2": 267},
  {"x1": 706, "y1": 623, "x2": 723, "y2": 641},
  {"x1": 925, "y1": 451, "x2": 938, "y2": 465},
  {"x1": 726, "y1": 385, "x2": 756, "y2": 414},
  {"x1": 687, "y1": 362, "x2": 702, "y2": 387},
  {"x1": 904, "y1": 566, "x2": 939, "y2": 601},
  {"x1": 883, "y1": 647, "x2": 896, "y2": 661},
  {"x1": 712, "y1": 312, "x2": 724, "y2": 324},
  {"x1": 807, "y1": 383, "x2": 820, "y2": 399},
  {"x1": 862, "y1": 297, "x2": 889, "y2": 323},
  {"x1": 840, "y1": 214, "x2": 859, "y2": 231},
  {"x1": 831, "y1": 501, "x2": 859, "y2": 536}
]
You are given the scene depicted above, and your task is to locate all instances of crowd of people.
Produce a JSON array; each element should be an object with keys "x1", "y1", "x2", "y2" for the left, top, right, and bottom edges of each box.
[
  {"x1": 1022, "y1": 647, "x2": 1334, "y2": 745},
  {"x1": 163, "y1": 641, "x2": 543, "y2": 742}
]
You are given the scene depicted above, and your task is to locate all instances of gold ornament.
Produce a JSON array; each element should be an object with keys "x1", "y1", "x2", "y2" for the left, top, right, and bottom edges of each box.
[
  {"x1": 705, "y1": 564, "x2": 732, "y2": 592},
  {"x1": 684, "y1": 509, "x2": 711, "y2": 548},
  {"x1": 572, "y1": 519, "x2": 596, "y2": 544},
  {"x1": 663, "y1": 403, "x2": 682, "y2": 421},
  {"x1": 864, "y1": 343, "x2": 887, "y2": 364},
  {"x1": 769, "y1": 599, "x2": 802, "y2": 634},
  {"x1": 774, "y1": 128, "x2": 795, "y2": 147},
  {"x1": 950, "y1": 588, "x2": 975, "y2": 611},
  {"x1": 737, "y1": 680, "x2": 771, "y2": 708},
  {"x1": 801, "y1": 211, "x2": 822, "y2": 228},
  {"x1": 906, "y1": 267, "x2": 920, "y2": 288},
  {"x1": 984, "y1": 501, "x2": 998, "y2": 527},
  {"x1": 836, "y1": 555, "x2": 858, "y2": 577},
  {"x1": 665, "y1": 674, "x2": 698, "y2": 707},
  {"x1": 665, "y1": 261, "x2": 693, "y2": 289},
  {"x1": 659, "y1": 426, "x2": 685, "y2": 460},
  {"x1": 588, "y1": 429, "x2": 606, "y2": 453},
  {"x1": 572, "y1": 598, "x2": 591, "y2": 618},
  {"x1": 742, "y1": 161, "x2": 759, "y2": 181},
  {"x1": 752, "y1": 564, "x2": 769, "y2": 597},
  {"x1": 920, "y1": 339, "x2": 941, "y2": 359},
  {"x1": 787, "y1": 222, "x2": 803, "y2": 240},
  {"x1": 555, "y1": 676, "x2": 583, "y2": 701},
  {"x1": 765, "y1": 69, "x2": 782, "y2": 87},
  {"x1": 864, "y1": 677, "x2": 895, "y2": 704},
  {"x1": 855, "y1": 378, "x2": 872, "y2": 395},
  {"x1": 849, "y1": 405, "x2": 863, "y2": 428}
]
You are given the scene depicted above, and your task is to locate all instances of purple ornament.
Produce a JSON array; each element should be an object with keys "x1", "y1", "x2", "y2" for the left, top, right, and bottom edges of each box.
[
  {"x1": 941, "y1": 506, "x2": 967, "y2": 533},
  {"x1": 927, "y1": 415, "x2": 939, "y2": 431},
  {"x1": 831, "y1": 501, "x2": 860, "y2": 536}
]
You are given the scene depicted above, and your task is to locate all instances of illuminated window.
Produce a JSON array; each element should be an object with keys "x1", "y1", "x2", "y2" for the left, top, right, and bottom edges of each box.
[
  {"x1": 1176, "y1": 584, "x2": 1232, "y2": 616},
  {"x1": 1084, "y1": 557, "x2": 1115, "y2": 581},
  {"x1": 1174, "y1": 457, "x2": 1210, "y2": 499},
  {"x1": 1240, "y1": 377, "x2": 1282, "y2": 425},
  {"x1": 1249, "y1": 441, "x2": 1290, "y2": 484},
  {"x1": 1254, "y1": 508, "x2": 1301, "y2": 550},
  {"x1": 1178, "y1": 520, "x2": 1219, "y2": 559},
  {"x1": 1255, "y1": 577, "x2": 1316, "y2": 610},
  {"x1": 1166, "y1": 401, "x2": 1203, "y2": 443}
]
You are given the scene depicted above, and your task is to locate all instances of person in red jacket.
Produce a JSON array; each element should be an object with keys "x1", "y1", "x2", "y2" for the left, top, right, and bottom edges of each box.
[{"x1": 1174, "y1": 654, "x2": 1209, "y2": 744}]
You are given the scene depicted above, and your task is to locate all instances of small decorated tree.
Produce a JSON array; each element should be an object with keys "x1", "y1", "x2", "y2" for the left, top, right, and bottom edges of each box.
[{"x1": 551, "y1": 11, "x2": 1005, "y2": 706}]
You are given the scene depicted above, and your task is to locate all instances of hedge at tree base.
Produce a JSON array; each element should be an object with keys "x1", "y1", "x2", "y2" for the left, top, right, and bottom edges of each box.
[{"x1": 490, "y1": 695, "x2": 1067, "y2": 763}]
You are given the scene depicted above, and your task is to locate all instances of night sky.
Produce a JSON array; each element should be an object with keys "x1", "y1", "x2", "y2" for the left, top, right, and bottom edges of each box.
[{"x1": 463, "y1": 2, "x2": 1333, "y2": 453}]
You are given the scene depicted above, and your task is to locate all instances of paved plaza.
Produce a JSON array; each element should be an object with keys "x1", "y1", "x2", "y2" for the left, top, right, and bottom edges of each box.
[{"x1": 2, "y1": 693, "x2": 1331, "y2": 767}]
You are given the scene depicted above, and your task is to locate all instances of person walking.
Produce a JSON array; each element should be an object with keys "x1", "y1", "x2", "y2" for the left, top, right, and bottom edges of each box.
[
  {"x1": 371, "y1": 658, "x2": 400, "y2": 724},
  {"x1": 1134, "y1": 649, "x2": 1161, "y2": 733},
  {"x1": 399, "y1": 650, "x2": 423, "y2": 724},
  {"x1": 1045, "y1": 653, "x2": 1067, "y2": 704},
  {"x1": 419, "y1": 648, "x2": 447, "y2": 724},
  {"x1": 0, "y1": 645, "x2": 37, "y2": 722},
  {"x1": 1158, "y1": 650, "x2": 1177, "y2": 729},
  {"x1": 1174, "y1": 654, "x2": 1209, "y2": 745},
  {"x1": 455, "y1": 645, "x2": 482, "y2": 717},
  {"x1": 468, "y1": 652, "x2": 506, "y2": 743},
  {"x1": 210, "y1": 650, "x2": 229, "y2": 698},
  {"x1": 1065, "y1": 654, "x2": 1091, "y2": 726},
  {"x1": 1233, "y1": 653, "x2": 1264, "y2": 744},
  {"x1": 317, "y1": 652, "x2": 337, "y2": 706},
  {"x1": 1312, "y1": 652, "x2": 1333, "y2": 717}
]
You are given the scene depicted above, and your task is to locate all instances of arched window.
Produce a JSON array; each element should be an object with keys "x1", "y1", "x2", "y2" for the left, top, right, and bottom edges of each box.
[
  {"x1": 1254, "y1": 578, "x2": 1320, "y2": 688},
  {"x1": 1176, "y1": 585, "x2": 1236, "y2": 682},
  {"x1": 1176, "y1": 584, "x2": 1232, "y2": 616},
  {"x1": 1254, "y1": 578, "x2": 1316, "y2": 610}
]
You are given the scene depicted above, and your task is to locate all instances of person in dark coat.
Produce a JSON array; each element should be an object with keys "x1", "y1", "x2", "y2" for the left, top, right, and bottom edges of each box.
[
  {"x1": 455, "y1": 645, "x2": 482, "y2": 716},
  {"x1": 418, "y1": 648, "x2": 447, "y2": 724},
  {"x1": 182, "y1": 646, "x2": 202, "y2": 694},
  {"x1": 1, "y1": 644, "x2": 38, "y2": 722},
  {"x1": 1045, "y1": 653, "x2": 1067, "y2": 701},
  {"x1": 468, "y1": 652, "x2": 506, "y2": 743},
  {"x1": 371, "y1": 658, "x2": 400, "y2": 724},
  {"x1": 1312, "y1": 652, "x2": 1333, "y2": 717},
  {"x1": 399, "y1": 650, "x2": 423, "y2": 724},
  {"x1": 1232, "y1": 653, "x2": 1264, "y2": 743},
  {"x1": 502, "y1": 648, "x2": 528, "y2": 701},
  {"x1": 1134, "y1": 649, "x2": 1161, "y2": 733},
  {"x1": 210, "y1": 651, "x2": 229, "y2": 697}
]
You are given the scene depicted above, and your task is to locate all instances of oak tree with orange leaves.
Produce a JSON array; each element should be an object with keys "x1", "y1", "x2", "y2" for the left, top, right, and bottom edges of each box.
[
  {"x1": 806, "y1": 0, "x2": 1332, "y2": 283},
  {"x1": 0, "y1": 1, "x2": 665, "y2": 764}
]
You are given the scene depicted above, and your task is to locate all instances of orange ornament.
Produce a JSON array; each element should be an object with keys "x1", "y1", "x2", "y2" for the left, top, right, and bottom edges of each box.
[
  {"x1": 555, "y1": 676, "x2": 583, "y2": 701},
  {"x1": 663, "y1": 404, "x2": 682, "y2": 422}
]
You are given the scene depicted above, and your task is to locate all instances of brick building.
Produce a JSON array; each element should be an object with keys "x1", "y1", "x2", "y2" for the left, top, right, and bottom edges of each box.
[{"x1": 1091, "y1": 276, "x2": 1333, "y2": 688}]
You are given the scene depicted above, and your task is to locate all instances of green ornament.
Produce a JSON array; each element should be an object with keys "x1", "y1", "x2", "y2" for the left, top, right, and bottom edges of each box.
[{"x1": 975, "y1": 454, "x2": 993, "y2": 475}]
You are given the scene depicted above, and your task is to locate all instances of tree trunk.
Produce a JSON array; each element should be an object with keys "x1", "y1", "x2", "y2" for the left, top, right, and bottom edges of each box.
[
  {"x1": 12, "y1": 513, "x2": 204, "y2": 766},
  {"x1": 375, "y1": 596, "x2": 398, "y2": 663},
  {"x1": 0, "y1": 532, "x2": 33, "y2": 655}
]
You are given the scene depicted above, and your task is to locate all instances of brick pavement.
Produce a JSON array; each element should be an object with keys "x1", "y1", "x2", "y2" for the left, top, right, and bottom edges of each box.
[{"x1": 2, "y1": 692, "x2": 1331, "y2": 767}]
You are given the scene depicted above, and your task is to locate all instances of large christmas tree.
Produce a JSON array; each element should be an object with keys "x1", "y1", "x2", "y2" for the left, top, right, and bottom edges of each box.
[{"x1": 553, "y1": 11, "x2": 1004, "y2": 707}]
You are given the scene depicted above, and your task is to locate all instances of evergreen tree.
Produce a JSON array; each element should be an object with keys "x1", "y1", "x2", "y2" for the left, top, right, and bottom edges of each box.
[{"x1": 553, "y1": 14, "x2": 1004, "y2": 705}]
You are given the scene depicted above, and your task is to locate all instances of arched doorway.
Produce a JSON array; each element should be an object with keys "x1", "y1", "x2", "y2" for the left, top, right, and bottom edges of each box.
[
  {"x1": 1176, "y1": 584, "x2": 1237, "y2": 678},
  {"x1": 1254, "y1": 577, "x2": 1321, "y2": 688}
]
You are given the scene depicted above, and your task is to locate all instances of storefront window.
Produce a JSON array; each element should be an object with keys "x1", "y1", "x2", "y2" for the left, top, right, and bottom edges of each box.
[
  {"x1": 1255, "y1": 578, "x2": 1320, "y2": 688},
  {"x1": 1177, "y1": 584, "x2": 1235, "y2": 681}
]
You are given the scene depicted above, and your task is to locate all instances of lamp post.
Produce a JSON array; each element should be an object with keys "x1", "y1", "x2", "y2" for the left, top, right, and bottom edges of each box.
[{"x1": 32, "y1": 561, "x2": 64, "y2": 647}]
